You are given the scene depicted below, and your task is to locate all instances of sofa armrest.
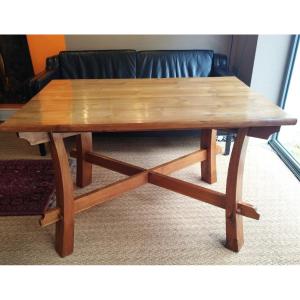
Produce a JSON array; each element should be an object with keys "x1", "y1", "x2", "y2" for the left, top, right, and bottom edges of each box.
[
  {"x1": 28, "y1": 68, "x2": 59, "y2": 97},
  {"x1": 46, "y1": 55, "x2": 59, "y2": 70},
  {"x1": 212, "y1": 53, "x2": 234, "y2": 77},
  {"x1": 213, "y1": 67, "x2": 235, "y2": 77}
]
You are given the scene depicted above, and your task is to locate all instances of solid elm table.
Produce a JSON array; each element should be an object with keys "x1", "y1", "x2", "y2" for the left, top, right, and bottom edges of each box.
[{"x1": 0, "y1": 77, "x2": 297, "y2": 257}]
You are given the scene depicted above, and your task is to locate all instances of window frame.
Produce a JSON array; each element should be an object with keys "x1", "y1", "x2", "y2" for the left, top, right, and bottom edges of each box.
[{"x1": 268, "y1": 34, "x2": 300, "y2": 180}]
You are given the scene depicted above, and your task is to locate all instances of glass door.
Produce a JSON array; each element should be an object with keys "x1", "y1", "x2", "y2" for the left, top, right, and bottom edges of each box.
[{"x1": 269, "y1": 35, "x2": 300, "y2": 180}]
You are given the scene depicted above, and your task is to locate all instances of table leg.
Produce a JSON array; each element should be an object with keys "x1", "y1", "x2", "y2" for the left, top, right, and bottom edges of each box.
[
  {"x1": 201, "y1": 129, "x2": 217, "y2": 184},
  {"x1": 49, "y1": 133, "x2": 75, "y2": 257},
  {"x1": 225, "y1": 128, "x2": 249, "y2": 252},
  {"x1": 38, "y1": 143, "x2": 47, "y2": 156},
  {"x1": 76, "y1": 133, "x2": 93, "y2": 188}
]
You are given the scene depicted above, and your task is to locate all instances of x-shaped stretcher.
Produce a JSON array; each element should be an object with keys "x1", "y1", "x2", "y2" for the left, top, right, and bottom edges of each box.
[{"x1": 19, "y1": 128, "x2": 269, "y2": 257}]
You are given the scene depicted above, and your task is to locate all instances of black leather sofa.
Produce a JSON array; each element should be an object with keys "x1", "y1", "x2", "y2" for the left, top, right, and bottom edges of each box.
[{"x1": 29, "y1": 49, "x2": 234, "y2": 155}]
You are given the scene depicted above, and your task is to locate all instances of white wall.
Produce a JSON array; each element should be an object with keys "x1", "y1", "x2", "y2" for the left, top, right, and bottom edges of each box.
[
  {"x1": 65, "y1": 35, "x2": 232, "y2": 56},
  {"x1": 250, "y1": 35, "x2": 292, "y2": 104}
]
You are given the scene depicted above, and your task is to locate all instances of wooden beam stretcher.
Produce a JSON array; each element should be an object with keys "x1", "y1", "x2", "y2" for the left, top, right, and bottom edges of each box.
[{"x1": 40, "y1": 145, "x2": 259, "y2": 227}]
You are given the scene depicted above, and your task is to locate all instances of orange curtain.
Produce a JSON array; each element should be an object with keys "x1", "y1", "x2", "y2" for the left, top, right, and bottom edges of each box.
[{"x1": 27, "y1": 35, "x2": 66, "y2": 75}]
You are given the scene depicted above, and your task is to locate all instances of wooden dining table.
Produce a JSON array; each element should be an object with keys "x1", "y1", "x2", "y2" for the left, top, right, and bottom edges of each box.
[{"x1": 0, "y1": 76, "x2": 297, "y2": 257}]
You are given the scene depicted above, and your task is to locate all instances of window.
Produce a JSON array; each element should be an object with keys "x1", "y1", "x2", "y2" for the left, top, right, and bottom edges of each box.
[{"x1": 269, "y1": 35, "x2": 300, "y2": 180}]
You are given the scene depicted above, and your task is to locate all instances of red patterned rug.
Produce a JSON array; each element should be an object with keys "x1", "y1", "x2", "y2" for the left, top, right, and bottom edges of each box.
[{"x1": 0, "y1": 160, "x2": 55, "y2": 216}]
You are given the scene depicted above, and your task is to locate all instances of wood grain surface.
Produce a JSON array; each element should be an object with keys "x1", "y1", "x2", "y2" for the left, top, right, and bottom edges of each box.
[{"x1": 0, "y1": 77, "x2": 296, "y2": 132}]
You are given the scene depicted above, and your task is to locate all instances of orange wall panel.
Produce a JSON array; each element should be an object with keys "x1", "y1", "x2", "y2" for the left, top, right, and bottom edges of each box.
[{"x1": 27, "y1": 35, "x2": 66, "y2": 75}]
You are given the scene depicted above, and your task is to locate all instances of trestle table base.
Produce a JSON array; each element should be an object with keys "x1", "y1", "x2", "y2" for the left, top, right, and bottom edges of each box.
[{"x1": 39, "y1": 128, "x2": 275, "y2": 257}]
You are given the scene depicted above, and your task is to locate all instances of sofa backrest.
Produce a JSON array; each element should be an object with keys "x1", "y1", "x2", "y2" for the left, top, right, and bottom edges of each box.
[
  {"x1": 136, "y1": 50, "x2": 214, "y2": 78},
  {"x1": 58, "y1": 50, "x2": 136, "y2": 79},
  {"x1": 47, "y1": 49, "x2": 223, "y2": 80}
]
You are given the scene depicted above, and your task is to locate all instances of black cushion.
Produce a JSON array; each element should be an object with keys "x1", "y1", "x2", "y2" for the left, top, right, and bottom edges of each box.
[
  {"x1": 30, "y1": 49, "x2": 231, "y2": 100},
  {"x1": 136, "y1": 50, "x2": 214, "y2": 78},
  {"x1": 59, "y1": 50, "x2": 136, "y2": 79}
]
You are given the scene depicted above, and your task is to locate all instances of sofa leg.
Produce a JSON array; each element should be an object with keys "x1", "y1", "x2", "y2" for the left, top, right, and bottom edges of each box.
[
  {"x1": 224, "y1": 133, "x2": 233, "y2": 156},
  {"x1": 39, "y1": 143, "x2": 47, "y2": 156}
]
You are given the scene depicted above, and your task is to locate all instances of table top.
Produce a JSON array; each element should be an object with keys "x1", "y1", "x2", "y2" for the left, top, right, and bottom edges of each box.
[{"x1": 0, "y1": 77, "x2": 297, "y2": 132}]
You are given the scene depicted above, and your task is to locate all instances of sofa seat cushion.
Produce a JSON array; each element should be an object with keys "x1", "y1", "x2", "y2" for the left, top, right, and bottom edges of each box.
[
  {"x1": 136, "y1": 50, "x2": 214, "y2": 78},
  {"x1": 59, "y1": 50, "x2": 136, "y2": 79}
]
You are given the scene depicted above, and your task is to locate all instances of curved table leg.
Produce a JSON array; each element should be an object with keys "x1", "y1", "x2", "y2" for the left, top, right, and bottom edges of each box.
[
  {"x1": 49, "y1": 133, "x2": 74, "y2": 257},
  {"x1": 225, "y1": 128, "x2": 249, "y2": 252}
]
